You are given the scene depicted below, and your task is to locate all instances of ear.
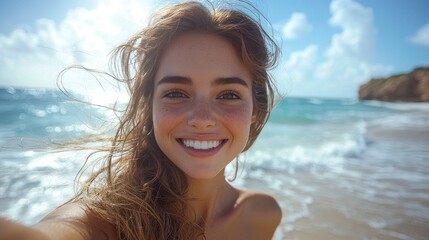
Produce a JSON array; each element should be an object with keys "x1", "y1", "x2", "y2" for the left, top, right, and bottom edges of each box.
[{"x1": 251, "y1": 111, "x2": 257, "y2": 123}]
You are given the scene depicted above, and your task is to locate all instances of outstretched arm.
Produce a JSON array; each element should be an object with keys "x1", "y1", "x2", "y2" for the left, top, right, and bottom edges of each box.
[
  {"x1": 0, "y1": 217, "x2": 50, "y2": 240},
  {"x1": 0, "y1": 203, "x2": 115, "y2": 240}
]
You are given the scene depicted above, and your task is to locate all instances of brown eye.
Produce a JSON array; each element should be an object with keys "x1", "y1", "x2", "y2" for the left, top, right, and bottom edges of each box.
[
  {"x1": 218, "y1": 91, "x2": 240, "y2": 100},
  {"x1": 164, "y1": 90, "x2": 188, "y2": 98}
]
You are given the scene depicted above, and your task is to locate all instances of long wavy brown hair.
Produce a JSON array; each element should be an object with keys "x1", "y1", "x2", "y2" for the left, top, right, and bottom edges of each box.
[{"x1": 66, "y1": 1, "x2": 280, "y2": 239}]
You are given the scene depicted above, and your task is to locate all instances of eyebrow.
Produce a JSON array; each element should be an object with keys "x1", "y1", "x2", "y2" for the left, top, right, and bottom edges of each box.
[
  {"x1": 213, "y1": 77, "x2": 249, "y2": 88},
  {"x1": 157, "y1": 76, "x2": 192, "y2": 85},
  {"x1": 157, "y1": 76, "x2": 249, "y2": 88}
]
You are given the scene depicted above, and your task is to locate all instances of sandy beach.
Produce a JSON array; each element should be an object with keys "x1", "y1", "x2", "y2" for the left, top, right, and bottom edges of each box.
[{"x1": 241, "y1": 126, "x2": 429, "y2": 240}]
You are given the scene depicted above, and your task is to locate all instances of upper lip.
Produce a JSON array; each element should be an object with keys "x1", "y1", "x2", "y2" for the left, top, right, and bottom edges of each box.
[{"x1": 177, "y1": 135, "x2": 226, "y2": 141}]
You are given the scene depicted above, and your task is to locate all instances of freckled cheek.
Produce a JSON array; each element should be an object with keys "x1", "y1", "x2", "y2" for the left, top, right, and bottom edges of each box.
[
  {"x1": 152, "y1": 104, "x2": 185, "y2": 130},
  {"x1": 217, "y1": 104, "x2": 254, "y2": 128}
]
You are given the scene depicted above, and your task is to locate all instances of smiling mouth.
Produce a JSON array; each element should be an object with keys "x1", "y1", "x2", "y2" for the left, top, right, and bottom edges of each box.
[{"x1": 178, "y1": 139, "x2": 226, "y2": 150}]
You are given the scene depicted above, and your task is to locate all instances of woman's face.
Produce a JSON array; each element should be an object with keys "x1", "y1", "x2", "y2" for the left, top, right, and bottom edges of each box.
[{"x1": 152, "y1": 32, "x2": 255, "y2": 180}]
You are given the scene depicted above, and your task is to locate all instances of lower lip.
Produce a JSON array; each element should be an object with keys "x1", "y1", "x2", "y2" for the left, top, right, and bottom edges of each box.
[{"x1": 177, "y1": 139, "x2": 226, "y2": 158}]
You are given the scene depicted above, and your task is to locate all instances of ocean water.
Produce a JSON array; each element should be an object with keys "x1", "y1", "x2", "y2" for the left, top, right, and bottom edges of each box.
[{"x1": 1, "y1": 87, "x2": 428, "y2": 240}]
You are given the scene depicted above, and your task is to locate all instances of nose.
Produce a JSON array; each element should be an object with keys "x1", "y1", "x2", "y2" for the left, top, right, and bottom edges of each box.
[{"x1": 187, "y1": 99, "x2": 216, "y2": 128}]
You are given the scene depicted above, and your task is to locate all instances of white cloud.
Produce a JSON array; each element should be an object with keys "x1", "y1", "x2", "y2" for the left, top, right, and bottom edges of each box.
[
  {"x1": 277, "y1": 0, "x2": 393, "y2": 98},
  {"x1": 313, "y1": 0, "x2": 392, "y2": 97},
  {"x1": 409, "y1": 22, "x2": 429, "y2": 47},
  {"x1": 282, "y1": 12, "x2": 312, "y2": 39},
  {"x1": 0, "y1": 0, "x2": 157, "y2": 93},
  {"x1": 327, "y1": 0, "x2": 375, "y2": 61},
  {"x1": 283, "y1": 45, "x2": 318, "y2": 82},
  {"x1": 276, "y1": 45, "x2": 318, "y2": 97}
]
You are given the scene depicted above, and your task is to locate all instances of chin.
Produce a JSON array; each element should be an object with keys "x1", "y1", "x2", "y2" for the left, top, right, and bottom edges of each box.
[{"x1": 182, "y1": 168, "x2": 224, "y2": 180}]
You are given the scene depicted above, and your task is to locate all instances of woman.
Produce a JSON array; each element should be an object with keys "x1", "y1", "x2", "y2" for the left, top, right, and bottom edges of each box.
[{"x1": 0, "y1": 1, "x2": 281, "y2": 239}]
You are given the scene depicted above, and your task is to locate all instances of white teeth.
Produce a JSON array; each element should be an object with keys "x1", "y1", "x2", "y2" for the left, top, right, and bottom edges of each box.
[{"x1": 182, "y1": 139, "x2": 222, "y2": 150}]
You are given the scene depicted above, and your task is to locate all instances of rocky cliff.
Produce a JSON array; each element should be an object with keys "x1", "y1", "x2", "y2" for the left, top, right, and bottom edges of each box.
[{"x1": 358, "y1": 67, "x2": 429, "y2": 102}]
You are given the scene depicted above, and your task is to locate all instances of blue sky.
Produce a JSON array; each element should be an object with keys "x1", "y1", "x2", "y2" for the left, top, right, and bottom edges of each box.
[{"x1": 1, "y1": 0, "x2": 428, "y2": 98}]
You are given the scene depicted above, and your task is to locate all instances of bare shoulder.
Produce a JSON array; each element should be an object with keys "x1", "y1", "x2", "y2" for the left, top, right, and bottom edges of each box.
[
  {"x1": 236, "y1": 191, "x2": 282, "y2": 238},
  {"x1": 239, "y1": 191, "x2": 281, "y2": 212},
  {"x1": 34, "y1": 202, "x2": 117, "y2": 240}
]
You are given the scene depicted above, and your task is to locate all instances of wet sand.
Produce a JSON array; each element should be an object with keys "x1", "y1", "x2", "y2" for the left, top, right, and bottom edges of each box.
[{"x1": 238, "y1": 126, "x2": 429, "y2": 240}]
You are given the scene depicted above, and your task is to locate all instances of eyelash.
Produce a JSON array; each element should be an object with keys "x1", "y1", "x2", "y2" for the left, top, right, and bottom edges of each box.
[
  {"x1": 218, "y1": 90, "x2": 240, "y2": 100},
  {"x1": 162, "y1": 89, "x2": 241, "y2": 100},
  {"x1": 163, "y1": 89, "x2": 189, "y2": 99}
]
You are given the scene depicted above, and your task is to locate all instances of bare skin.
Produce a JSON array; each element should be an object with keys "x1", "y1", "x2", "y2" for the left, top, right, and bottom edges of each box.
[
  {"x1": 0, "y1": 203, "x2": 117, "y2": 240},
  {"x1": 186, "y1": 171, "x2": 282, "y2": 240}
]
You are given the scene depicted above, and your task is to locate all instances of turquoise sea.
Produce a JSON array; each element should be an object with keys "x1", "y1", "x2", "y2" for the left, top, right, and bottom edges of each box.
[{"x1": 1, "y1": 87, "x2": 428, "y2": 239}]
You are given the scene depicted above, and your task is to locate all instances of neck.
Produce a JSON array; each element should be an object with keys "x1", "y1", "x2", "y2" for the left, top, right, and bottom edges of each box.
[{"x1": 185, "y1": 171, "x2": 236, "y2": 225}]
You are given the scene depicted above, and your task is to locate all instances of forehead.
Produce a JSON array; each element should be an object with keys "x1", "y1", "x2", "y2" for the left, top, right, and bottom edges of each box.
[{"x1": 154, "y1": 32, "x2": 252, "y2": 84}]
